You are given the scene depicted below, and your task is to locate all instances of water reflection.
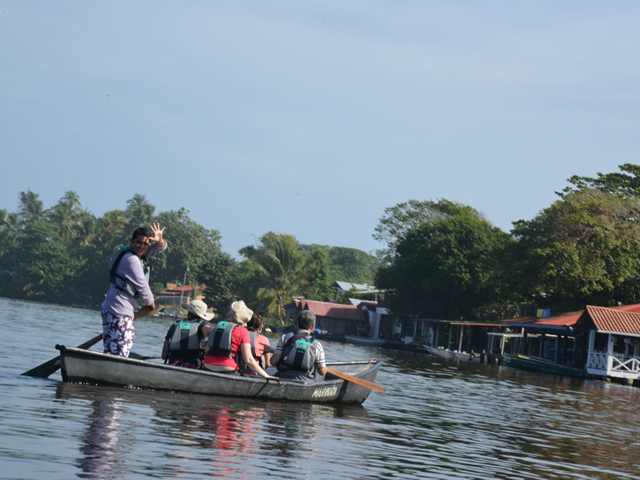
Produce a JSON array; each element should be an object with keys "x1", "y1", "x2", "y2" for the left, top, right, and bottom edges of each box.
[
  {"x1": 54, "y1": 382, "x2": 373, "y2": 478},
  {"x1": 10, "y1": 294, "x2": 640, "y2": 480},
  {"x1": 77, "y1": 398, "x2": 126, "y2": 479}
]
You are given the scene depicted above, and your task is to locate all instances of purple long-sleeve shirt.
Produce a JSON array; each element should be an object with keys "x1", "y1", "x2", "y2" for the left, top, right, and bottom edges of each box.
[{"x1": 101, "y1": 241, "x2": 168, "y2": 317}]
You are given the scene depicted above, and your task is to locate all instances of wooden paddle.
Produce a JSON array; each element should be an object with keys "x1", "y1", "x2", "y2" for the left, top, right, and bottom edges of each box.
[
  {"x1": 22, "y1": 304, "x2": 156, "y2": 378},
  {"x1": 21, "y1": 333, "x2": 104, "y2": 378},
  {"x1": 128, "y1": 352, "x2": 160, "y2": 361},
  {"x1": 326, "y1": 367, "x2": 385, "y2": 393},
  {"x1": 134, "y1": 304, "x2": 156, "y2": 320}
]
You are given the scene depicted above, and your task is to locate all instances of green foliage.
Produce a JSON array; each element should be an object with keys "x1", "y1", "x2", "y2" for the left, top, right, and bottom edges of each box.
[
  {"x1": 511, "y1": 188, "x2": 640, "y2": 310},
  {"x1": 373, "y1": 198, "x2": 486, "y2": 261},
  {"x1": 239, "y1": 232, "x2": 308, "y2": 323},
  {"x1": 125, "y1": 193, "x2": 155, "y2": 233},
  {"x1": 18, "y1": 190, "x2": 44, "y2": 224},
  {"x1": 561, "y1": 163, "x2": 640, "y2": 197},
  {"x1": 376, "y1": 208, "x2": 515, "y2": 321},
  {"x1": 301, "y1": 244, "x2": 379, "y2": 284},
  {"x1": 152, "y1": 208, "x2": 235, "y2": 313},
  {"x1": 304, "y1": 248, "x2": 333, "y2": 300},
  {"x1": 6, "y1": 168, "x2": 640, "y2": 323},
  {"x1": 0, "y1": 222, "x2": 75, "y2": 301},
  {"x1": 0, "y1": 192, "x2": 236, "y2": 311}
]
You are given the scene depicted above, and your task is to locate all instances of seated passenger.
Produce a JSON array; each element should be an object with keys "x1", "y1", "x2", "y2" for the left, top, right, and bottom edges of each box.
[
  {"x1": 161, "y1": 299, "x2": 213, "y2": 369},
  {"x1": 240, "y1": 313, "x2": 274, "y2": 374},
  {"x1": 203, "y1": 301, "x2": 276, "y2": 379},
  {"x1": 271, "y1": 310, "x2": 327, "y2": 381}
]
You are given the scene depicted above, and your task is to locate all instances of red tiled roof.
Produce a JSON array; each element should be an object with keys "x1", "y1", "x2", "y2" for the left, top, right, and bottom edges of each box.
[
  {"x1": 300, "y1": 299, "x2": 366, "y2": 321},
  {"x1": 610, "y1": 303, "x2": 640, "y2": 314},
  {"x1": 585, "y1": 305, "x2": 640, "y2": 336},
  {"x1": 502, "y1": 313, "x2": 581, "y2": 327}
]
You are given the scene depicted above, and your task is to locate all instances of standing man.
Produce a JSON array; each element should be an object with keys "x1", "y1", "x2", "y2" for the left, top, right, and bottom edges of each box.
[
  {"x1": 101, "y1": 222, "x2": 167, "y2": 357},
  {"x1": 271, "y1": 310, "x2": 327, "y2": 381}
]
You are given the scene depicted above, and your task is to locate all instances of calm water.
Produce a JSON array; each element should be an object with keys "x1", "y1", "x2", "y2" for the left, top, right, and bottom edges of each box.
[{"x1": 1, "y1": 297, "x2": 639, "y2": 480}]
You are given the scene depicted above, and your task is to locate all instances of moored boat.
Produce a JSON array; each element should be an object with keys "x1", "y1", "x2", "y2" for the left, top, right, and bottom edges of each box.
[
  {"x1": 425, "y1": 346, "x2": 481, "y2": 362},
  {"x1": 505, "y1": 354, "x2": 586, "y2": 378},
  {"x1": 55, "y1": 345, "x2": 382, "y2": 404},
  {"x1": 344, "y1": 335, "x2": 386, "y2": 347}
]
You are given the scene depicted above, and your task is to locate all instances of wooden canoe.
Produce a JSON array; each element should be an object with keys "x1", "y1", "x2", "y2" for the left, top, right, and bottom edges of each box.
[{"x1": 55, "y1": 345, "x2": 382, "y2": 404}]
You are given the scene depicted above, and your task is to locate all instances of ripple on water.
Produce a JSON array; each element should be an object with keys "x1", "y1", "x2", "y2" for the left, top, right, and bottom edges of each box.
[{"x1": 3, "y1": 298, "x2": 640, "y2": 479}]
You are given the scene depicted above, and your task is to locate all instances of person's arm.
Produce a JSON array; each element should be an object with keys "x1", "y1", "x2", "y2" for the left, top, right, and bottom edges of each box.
[
  {"x1": 258, "y1": 335, "x2": 272, "y2": 368},
  {"x1": 239, "y1": 343, "x2": 277, "y2": 379},
  {"x1": 162, "y1": 325, "x2": 175, "y2": 360},
  {"x1": 161, "y1": 339, "x2": 169, "y2": 361},
  {"x1": 270, "y1": 335, "x2": 285, "y2": 367},
  {"x1": 270, "y1": 351, "x2": 281, "y2": 366},
  {"x1": 315, "y1": 342, "x2": 327, "y2": 376},
  {"x1": 264, "y1": 352, "x2": 272, "y2": 368}
]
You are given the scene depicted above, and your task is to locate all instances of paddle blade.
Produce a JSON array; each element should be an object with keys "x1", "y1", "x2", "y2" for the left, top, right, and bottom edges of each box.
[
  {"x1": 128, "y1": 352, "x2": 160, "y2": 361},
  {"x1": 326, "y1": 367, "x2": 385, "y2": 393},
  {"x1": 21, "y1": 356, "x2": 62, "y2": 378},
  {"x1": 134, "y1": 305, "x2": 155, "y2": 320},
  {"x1": 21, "y1": 333, "x2": 103, "y2": 378}
]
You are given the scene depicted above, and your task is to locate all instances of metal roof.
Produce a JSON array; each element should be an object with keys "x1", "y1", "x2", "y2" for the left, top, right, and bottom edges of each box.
[
  {"x1": 583, "y1": 305, "x2": 640, "y2": 336},
  {"x1": 300, "y1": 299, "x2": 366, "y2": 322},
  {"x1": 330, "y1": 281, "x2": 378, "y2": 292}
]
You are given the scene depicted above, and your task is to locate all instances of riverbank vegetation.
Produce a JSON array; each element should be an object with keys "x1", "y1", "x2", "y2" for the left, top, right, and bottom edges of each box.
[
  {"x1": 0, "y1": 193, "x2": 377, "y2": 317},
  {"x1": 2, "y1": 164, "x2": 640, "y2": 322},
  {"x1": 376, "y1": 164, "x2": 640, "y2": 321}
]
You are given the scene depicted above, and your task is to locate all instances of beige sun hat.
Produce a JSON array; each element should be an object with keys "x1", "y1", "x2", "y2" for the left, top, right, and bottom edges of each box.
[
  {"x1": 182, "y1": 299, "x2": 215, "y2": 321},
  {"x1": 228, "y1": 300, "x2": 253, "y2": 326}
]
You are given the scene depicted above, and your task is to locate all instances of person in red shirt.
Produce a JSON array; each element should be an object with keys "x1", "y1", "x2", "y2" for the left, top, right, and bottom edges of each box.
[
  {"x1": 203, "y1": 301, "x2": 276, "y2": 379},
  {"x1": 243, "y1": 313, "x2": 274, "y2": 373}
]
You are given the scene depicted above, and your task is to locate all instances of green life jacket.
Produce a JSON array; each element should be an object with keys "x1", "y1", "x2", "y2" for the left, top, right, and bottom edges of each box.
[
  {"x1": 279, "y1": 331, "x2": 316, "y2": 374},
  {"x1": 207, "y1": 321, "x2": 238, "y2": 359},
  {"x1": 108, "y1": 245, "x2": 150, "y2": 297},
  {"x1": 168, "y1": 320, "x2": 203, "y2": 352}
]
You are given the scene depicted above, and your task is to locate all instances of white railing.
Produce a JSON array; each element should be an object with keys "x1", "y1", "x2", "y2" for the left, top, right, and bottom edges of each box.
[
  {"x1": 587, "y1": 351, "x2": 608, "y2": 370},
  {"x1": 611, "y1": 356, "x2": 640, "y2": 374},
  {"x1": 587, "y1": 351, "x2": 640, "y2": 374}
]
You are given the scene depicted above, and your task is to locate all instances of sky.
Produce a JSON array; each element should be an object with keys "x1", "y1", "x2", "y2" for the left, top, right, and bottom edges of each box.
[{"x1": 2, "y1": 1, "x2": 639, "y2": 258}]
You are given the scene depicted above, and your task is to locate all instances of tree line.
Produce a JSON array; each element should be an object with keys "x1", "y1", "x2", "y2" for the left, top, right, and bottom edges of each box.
[
  {"x1": 0, "y1": 192, "x2": 378, "y2": 321},
  {"x1": 375, "y1": 164, "x2": 640, "y2": 321},
  {"x1": 3, "y1": 164, "x2": 639, "y2": 323}
]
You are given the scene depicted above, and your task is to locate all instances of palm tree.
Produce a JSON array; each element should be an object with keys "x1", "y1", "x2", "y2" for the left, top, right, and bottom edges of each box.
[
  {"x1": 240, "y1": 232, "x2": 308, "y2": 324},
  {"x1": 102, "y1": 209, "x2": 127, "y2": 245},
  {"x1": 125, "y1": 194, "x2": 155, "y2": 232},
  {"x1": 18, "y1": 190, "x2": 44, "y2": 224},
  {"x1": 0, "y1": 211, "x2": 20, "y2": 247},
  {"x1": 46, "y1": 191, "x2": 84, "y2": 244},
  {"x1": 62, "y1": 190, "x2": 82, "y2": 211},
  {"x1": 48, "y1": 202, "x2": 75, "y2": 243},
  {"x1": 74, "y1": 211, "x2": 97, "y2": 245}
]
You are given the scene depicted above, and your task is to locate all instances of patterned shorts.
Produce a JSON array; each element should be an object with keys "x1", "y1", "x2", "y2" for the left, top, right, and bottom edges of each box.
[{"x1": 101, "y1": 311, "x2": 135, "y2": 357}]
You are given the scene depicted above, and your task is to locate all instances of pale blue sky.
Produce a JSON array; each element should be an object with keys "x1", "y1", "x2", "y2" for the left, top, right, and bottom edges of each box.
[{"x1": 2, "y1": 1, "x2": 639, "y2": 257}]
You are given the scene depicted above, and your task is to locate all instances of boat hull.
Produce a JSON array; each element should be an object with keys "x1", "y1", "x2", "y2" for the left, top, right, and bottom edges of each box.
[
  {"x1": 56, "y1": 345, "x2": 381, "y2": 404},
  {"x1": 506, "y1": 354, "x2": 586, "y2": 378},
  {"x1": 425, "y1": 346, "x2": 481, "y2": 362},
  {"x1": 343, "y1": 335, "x2": 385, "y2": 347}
]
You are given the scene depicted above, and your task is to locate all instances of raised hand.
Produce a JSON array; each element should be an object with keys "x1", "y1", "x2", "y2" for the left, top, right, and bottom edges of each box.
[{"x1": 150, "y1": 222, "x2": 166, "y2": 243}]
